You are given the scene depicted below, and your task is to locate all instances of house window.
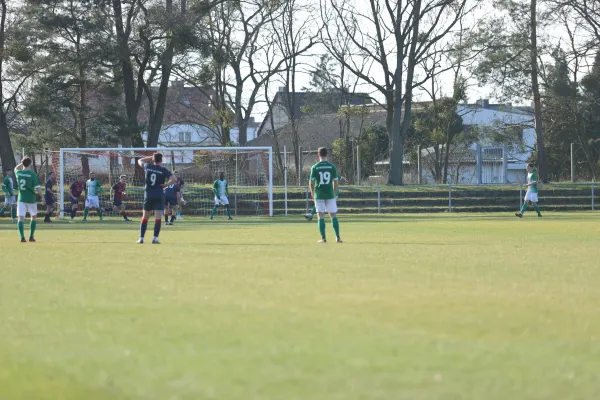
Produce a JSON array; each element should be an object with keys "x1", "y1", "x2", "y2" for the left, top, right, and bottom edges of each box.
[
  {"x1": 185, "y1": 132, "x2": 192, "y2": 142},
  {"x1": 183, "y1": 97, "x2": 190, "y2": 105},
  {"x1": 179, "y1": 132, "x2": 185, "y2": 142}
]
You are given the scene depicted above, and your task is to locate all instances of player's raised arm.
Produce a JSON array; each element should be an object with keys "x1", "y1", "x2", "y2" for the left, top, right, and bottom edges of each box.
[
  {"x1": 161, "y1": 174, "x2": 177, "y2": 188},
  {"x1": 15, "y1": 162, "x2": 24, "y2": 171},
  {"x1": 138, "y1": 156, "x2": 153, "y2": 167}
]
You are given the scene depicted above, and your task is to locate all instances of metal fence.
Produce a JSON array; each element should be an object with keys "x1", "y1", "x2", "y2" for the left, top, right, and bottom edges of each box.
[{"x1": 274, "y1": 183, "x2": 599, "y2": 215}]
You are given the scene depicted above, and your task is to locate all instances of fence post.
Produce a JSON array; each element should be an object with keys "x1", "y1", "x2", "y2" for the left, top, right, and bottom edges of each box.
[
  {"x1": 356, "y1": 143, "x2": 361, "y2": 185},
  {"x1": 284, "y1": 145, "x2": 288, "y2": 216},
  {"x1": 571, "y1": 143, "x2": 575, "y2": 183},
  {"x1": 592, "y1": 181, "x2": 595, "y2": 211},
  {"x1": 519, "y1": 184, "x2": 523, "y2": 210},
  {"x1": 298, "y1": 146, "x2": 303, "y2": 186},
  {"x1": 448, "y1": 184, "x2": 452, "y2": 212},
  {"x1": 305, "y1": 186, "x2": 309, "y2": 213},
  {"x1": 476, "y1": 144, "x2": 482, "y2": 185},
  {"x1": 503, "y1": 146, "x2": 508, "y2": 184},
  {"x1": 417, "y1": 145, "x2": 422, "y2": 185},
  {"x1": 377, "y1": 186, "x2": 381, "y2": 214},
  {"x1": 234, "y1": 187, "x2": 238, "y2": 216}
]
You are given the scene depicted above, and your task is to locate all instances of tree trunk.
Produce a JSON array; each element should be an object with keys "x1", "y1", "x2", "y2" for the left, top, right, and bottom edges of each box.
[
  {"x1": 0, "y1": 0, "x2": 15, "y2": 173},
  {"x1": 112, "y1": 0, "x2": 144, "y2": 147},
  {"x1": 530, "y1": 0, "x2": 547, "y2": 182},
  {"x1": 147, "y1": 0, "x2": 175, "y2": 147}
]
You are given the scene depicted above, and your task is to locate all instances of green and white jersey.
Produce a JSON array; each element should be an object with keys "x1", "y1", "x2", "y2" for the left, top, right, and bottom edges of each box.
[
  {"x1": 3, "y1": 175, "x2": 14, "y2": 196},
  {"x1": 213, "y1": 179, "x2": 228, "y2": 197},
  {"x1": 527, "y1": 172, "x2": 538, "y2": 193},
  {"x1": 15, "y1": 170, "x2": 40, "y2": 204},
  {"x1": 86, "y1": 179, "x2": 102, "y2": 196},
  {"x1": 310, "y1": 161, "x2": 338, "y2": 200}
]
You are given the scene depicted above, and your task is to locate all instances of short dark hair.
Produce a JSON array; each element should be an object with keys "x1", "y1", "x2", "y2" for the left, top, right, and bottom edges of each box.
[
  {"x1": 22, "y1": 157, "x2": 32, "y2": 167},
  {"x1": 318, "y1": 147, "x2": 328, "y2": 158},
  {"x1": 527, "y1": 163, "x2": 534, "y2": 168},
  {"x1": 153, "y1": 153, "x2": 163, "y2": 164}
]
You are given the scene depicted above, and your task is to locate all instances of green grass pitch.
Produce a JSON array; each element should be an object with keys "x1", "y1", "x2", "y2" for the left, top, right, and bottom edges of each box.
[{"x1": 1, "y1": 213, "x2": 599, "y2": 400}]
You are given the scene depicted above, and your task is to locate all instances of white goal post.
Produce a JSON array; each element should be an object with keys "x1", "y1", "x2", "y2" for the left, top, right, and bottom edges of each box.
[{"x1": 54, "y1": 147, "x2": 273, "y2": 219}]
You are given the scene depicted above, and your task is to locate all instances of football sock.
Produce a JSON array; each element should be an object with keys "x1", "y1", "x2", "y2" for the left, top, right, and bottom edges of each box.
[
  {"x1": 18, "y1": 221, "x2": 25, "y2": 239},
  {"x1": 318, "y1": 218, "x2": 326, "y2": 239},
  {"x1": 0, "y1": 205, "x2": 5, "y2": 216},
  {"x1": 98, "y1": 208, "x2": 103, "y2": 220},
  {"x1": 83, "y1": 208, "x2": 89, "y2": 220},
  {"x1": 520, "y1": 203, "x2": 528, "y2": 214},
  {"x1": 70, "y1": 208, "x2": 77, "y2": 219},
  {"x1": 226, "y1": 205, "x2": 231, "y2": 218},
  {"x1": 154, "y1": 219, "x2": 162, "y2": 238},
  {"x1": 310, "y1": 205, "x2": 316, "y2": 215},
  {"x1": 121, "y1": 211, "x2": 128, "y2": 220},
  {"x1": 210, "y1": 206, "x2": 217, "y2": 218},
  {"x1": 165, "y1": 214, "x2": 169, "y2": 223},
  {"x1": 332, "y1": 217, "x2": 340, "y2": 238},
  {"x1": 11, "y1": 207, "x2": 16, "y2": 219},
  {"x1": 30, "y1": 220, "x2": 37, "y2": 238},
  {"x1": 140, "y1": 219, "x2": 148, "y2": 238},
  {"x1": 170, "y1": 214, "x2": 176, "y2": 223},
  {"x1": 534, "y1": 204, "x2": 541, "y2": 216},
  {"x1": 177, "y1": 211, "x2": 181, "y2": 217}
]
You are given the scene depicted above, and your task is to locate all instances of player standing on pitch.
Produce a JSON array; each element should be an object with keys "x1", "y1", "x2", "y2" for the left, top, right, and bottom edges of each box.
[
  {"x1": 309, "y1": 147, "x2": 342, "y2": 243},
  {"x1": 210, "y1": 171, "x2": 232, "y2": 220},
  {"x1": 0, "y1": 168, "x2": 17, "y2": 222},
  {"x1": 304, "y1": 171, "x2": 347, "y2": 221},
  {"x1": 176, "y1": 176, "x2": 186, "y2": 220},
  {"x1": 15, "y1": 157, "x2": 43, "y2": 242},
  {"x1": 111, "y1": 175, "x2": 131, "y2": 222},
  {"x1": 163, "y1": 180, "x2": 181, "y2": 225},
  {"x1": 515, "y1": 163, "x2": 542, "y2": 218},
  {"x1": 43, "y1": 171, "x2": 56, "y2": 223},
  {"x1": 137, "y1": 153, "x2": 176, "y2": 244},
  {"x1": 83, "y1": 172, "x2": 103, "y2": 221},
  {"x1": 69, "y1": 175, "x2": 86, "y2": 222}
]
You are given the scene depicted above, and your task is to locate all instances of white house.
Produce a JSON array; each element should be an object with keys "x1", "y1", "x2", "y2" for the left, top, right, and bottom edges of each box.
[{"x1": 420, "y1": 100, "x2": 535, "y2": 184}]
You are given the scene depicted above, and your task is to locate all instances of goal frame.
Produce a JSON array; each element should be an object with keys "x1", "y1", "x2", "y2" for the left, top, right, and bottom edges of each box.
[{"x1": 58, "y1": 146, "x2": 274, "y2": 218}]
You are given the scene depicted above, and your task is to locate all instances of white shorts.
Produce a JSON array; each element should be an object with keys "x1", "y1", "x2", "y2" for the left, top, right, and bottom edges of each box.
[
  {"x1": 17, "y1": 202, "x2": 37, "y2": 217},
  {"x1": 5, "y1": 195, "x2": 16, "y2": 205},
  {"x1": 524, "y1": 192, "x2": 538, "y2": 203},
  {"x1": 315, "y1": 198, "x2": 338, "y2": 214},
  {"x1": 215, "y1": 195, "x2": 229, "y2": 206},
  {"x1": 86, "y1": 195, "x2": 100, "y2": 208}
]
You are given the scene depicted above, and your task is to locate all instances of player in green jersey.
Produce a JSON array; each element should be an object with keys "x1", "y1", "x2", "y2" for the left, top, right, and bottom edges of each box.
[
  {"x1": 210, "y1": 171, "x2": 232, "y2": 220},
  {"x1": 309, "y1": 147, "x2": 342, "y2": 243},
  {"x1": 0, "y1": 168, "x2": 17, "y2": 222},
  {"x1": 516, "y1": 163, "x2": 542, "y2": 218},
  {"x1": 83, "y1": 172, "x2": 103, "y2": 221},
  {"x1": 304, "y1": 171, "x2": 347, "y2": 221},
  {"x1": 15, "y1": 157, "x2": 43, "y2": 242}
]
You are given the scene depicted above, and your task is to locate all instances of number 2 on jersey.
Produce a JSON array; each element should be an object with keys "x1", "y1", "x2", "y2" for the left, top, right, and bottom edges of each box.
[
  {"x1": 20, "y1": 179, "x2": 27, "y2": 190},
  {"x1": 150, "y1": 173, "x2": 157, "y2": 186},
  {"x1": 318, "y1": 171, "x2": 331, "y2": 185}
]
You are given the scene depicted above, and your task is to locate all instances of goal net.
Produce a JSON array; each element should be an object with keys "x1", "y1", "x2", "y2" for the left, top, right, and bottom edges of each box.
[{"x1": 52, "y1": 147, "x2": 273, "y2": 219}]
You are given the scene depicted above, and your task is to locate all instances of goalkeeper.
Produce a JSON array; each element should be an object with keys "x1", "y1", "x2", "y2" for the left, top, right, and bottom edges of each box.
[
  {"x1": 210, "y1": 171, "x2": 232, "y2": 220},
  {"x1": 304, "y1": 172, "x2": 347, "y2": 221},
  {"x1": 83, "y1": 172, "x2": 103, "y2": 221}
]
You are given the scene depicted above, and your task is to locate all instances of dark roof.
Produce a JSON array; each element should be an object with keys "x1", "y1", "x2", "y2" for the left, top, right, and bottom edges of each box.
[
  {"x1": 257, "y1": 90, "x2": 372, "y2": 136},
  {"x1": 248, "y1": 111, "x2": 386, "y2": 149}
]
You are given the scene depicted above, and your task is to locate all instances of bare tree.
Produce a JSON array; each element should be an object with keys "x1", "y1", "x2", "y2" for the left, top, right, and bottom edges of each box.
[{"x1": 320, "y1": 0, "x2": 473, "y2": 185}]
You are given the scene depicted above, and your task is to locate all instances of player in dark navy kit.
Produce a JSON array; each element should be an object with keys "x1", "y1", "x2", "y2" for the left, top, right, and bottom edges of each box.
[
  {"x1": 43, "y1": 172, "x2": 56, "y2": 223},
  {"x1": 163, "y1": 181, "x2": 181, "y2": 226},
  {"x1": 136, "y1": 153, "x2": 176, "y2": 244},
  {"x1": 111, "y1": 175, "x2": 131, "y2": 221},
  {"x1": 69, "y1": 175, "x2": 86, "y2": 222},
  {"x1": 175, "y1": 175, "x2": 186, "y2": 220}
]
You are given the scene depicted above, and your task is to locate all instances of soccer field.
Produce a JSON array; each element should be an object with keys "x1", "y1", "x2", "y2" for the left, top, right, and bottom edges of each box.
[{"x1": 1, "y1": 213, "x2": 599, "y2": 400}]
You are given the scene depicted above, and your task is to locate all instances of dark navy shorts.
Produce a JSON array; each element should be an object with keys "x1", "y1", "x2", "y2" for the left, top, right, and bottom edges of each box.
[
  {"x1": 143, "y1": 196, "x2": 165, "y2": 211},
  {"x1": 44, "y1": 194, "x2": 55, "y2": 205},
  {"x1": 70, "y1": 196, "x2": 80, "y2": 205},
  {"x1": 165, "y1": 196, "x2": 178, "y2": 206},
  {"x1": 113, "y1": 199, "x2": 123, "y2": 207}
]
